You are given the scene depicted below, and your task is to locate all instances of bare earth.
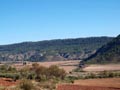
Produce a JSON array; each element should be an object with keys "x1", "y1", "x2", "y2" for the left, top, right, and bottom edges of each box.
[
  {"x1": 57, "y1": 78, "x2": 120, "y2": 90},
  {"x1": 0, "y1": 78, "x2": 19, "y2": 87},
  {"x1": 57, "y1": 84, "x2": 120, "y2": 90},
  {"x1": 36, "y1": 60, "x2": 80, "y2": 73},
  {"x1": 13, "y1": 60, "x2": 80, "y2": 73},
  {"x1": 83, "y1": 64, "x2": 120, "y2": 72},
  {"x1": 74, "y1": 78, "x2": 120, "y2": 88},
  {"x1": 12, "y1": 61, "x2": 120, "y2": 73}
]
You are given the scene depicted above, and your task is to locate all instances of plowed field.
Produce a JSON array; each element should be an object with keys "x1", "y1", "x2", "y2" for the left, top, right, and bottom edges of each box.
[
  {"x1": 57, "y1": 78, "x2": 120, "y2": 90},
  {"x1": 57, "y1": 84, "x2": 120, "y2": 90}
]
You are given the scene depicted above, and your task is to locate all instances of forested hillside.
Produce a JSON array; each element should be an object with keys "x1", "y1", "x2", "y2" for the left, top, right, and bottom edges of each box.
[
  {"x1": 85, "y1": 35, "x2": 120, "y2": 64},
  {"x1": 0, "y1": 37, "x2": 113, "y2": 62}
]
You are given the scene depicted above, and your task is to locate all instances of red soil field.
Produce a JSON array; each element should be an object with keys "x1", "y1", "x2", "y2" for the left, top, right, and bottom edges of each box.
[
  {"x1": 57, "y1": 84, "x2": 120, "y2": 90},
  {"x1": 0, "y1": 78, "x2": 19, "y2": 87},
  {"x1": 57, "y1": 78, "x2": 120, "y2": 90},
  {"x1": 74, "y1": 78, "x2": 120, "y2": 88}
]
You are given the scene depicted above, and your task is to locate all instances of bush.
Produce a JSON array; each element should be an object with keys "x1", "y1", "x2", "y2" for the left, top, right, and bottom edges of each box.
[
  {"x1": 19, "y1": 79, "x2": 35, "y2": 90},
  {"x1": 73, "y1": 68, "x2": 84, "y2": 72},
  {"x1": 0, "y1": 65, "x2": 17, "y2": 73},
  {"x1": 65, "y1": 76, "x2": 78, "y2": 83},
  {"x1": 47, "y1": 65, "x2": 66, "y2": 79},
  {"x1": 27, "y1": 73, "x2": 35, "y2": 80},
  {"x1": 38, "y1": 80, "x2": 57, "y2": 90},
  {"x1": 99, "y1": 71, "x2": 114, "y2": 78},
  {"x1": 0, "y1": 73, "x2": 20, "y2": 80},
  {"x1": 19, "y1": 66, "x2": 30, "y2": 79},
  {"x1": 31, "y1": 64, "x2": 66, "y2": 81}
]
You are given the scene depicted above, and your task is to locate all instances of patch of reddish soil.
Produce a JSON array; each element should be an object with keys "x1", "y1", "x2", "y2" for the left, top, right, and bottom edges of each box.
[
  {"x1": 74, "y1": 78, "x2": 120, "y2": 88},
  {"x1": 57, "y1": 84, "x2": 120, "y2": 90},
  {"x1": 0, "y1": 78, "x2": 19, "y2": 87}
]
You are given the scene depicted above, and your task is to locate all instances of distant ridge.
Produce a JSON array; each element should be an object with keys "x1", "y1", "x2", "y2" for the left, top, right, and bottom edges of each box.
[
  {"x1": 0, "y1": 37, "x2": 113, "y2": 62},
  {"x1": 85, "y1": 35, "x2": 120, "y2": 64}
]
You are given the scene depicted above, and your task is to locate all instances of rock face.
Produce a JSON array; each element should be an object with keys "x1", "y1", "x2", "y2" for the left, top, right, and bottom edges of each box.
[
  {"x1": 85, "y1": 34, "x2": 120, "y2": 64},
  {"x1": 0, "y1": 51, "x2": 95, "y2": 62},
  {"x1": 0, "y1": 37, "x2": 113, "y2": 62}
]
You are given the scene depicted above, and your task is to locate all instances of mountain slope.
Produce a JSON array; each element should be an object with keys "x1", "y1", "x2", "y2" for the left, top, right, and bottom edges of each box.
[
  {"x1": 0, "y1": 37, "x2": 113, "y2": 62},
  {"x1": 85, "y1": 35, "x2": 120, "y2": 64}
]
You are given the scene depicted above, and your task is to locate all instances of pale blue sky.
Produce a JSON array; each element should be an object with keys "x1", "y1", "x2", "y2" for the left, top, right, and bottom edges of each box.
[{"x1": 0, "y1": 0, "x2": 120, "y2": 45}]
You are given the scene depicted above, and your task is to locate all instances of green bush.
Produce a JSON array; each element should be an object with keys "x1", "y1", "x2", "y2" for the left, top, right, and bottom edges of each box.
[
  {"x1": 27, "y1": 73, "x2": 35, "y2": 80},
  {"x1": 73, "y1": 68, "x2": 84, "y2": 72},
  {"x1": 0, "y1": 73, "x2": 20, "y2": 80},
  {"x1": 65, "y1": 76, "x2": 78, "y2": 83},
  {"x1": 0, "y1": 65, "x2": 17, "y2": 73}
]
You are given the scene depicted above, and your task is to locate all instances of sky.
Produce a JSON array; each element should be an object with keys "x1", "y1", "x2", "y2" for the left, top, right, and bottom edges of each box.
[{"x1": 0, "y1": 0, "x2": 120, "y2": 45}]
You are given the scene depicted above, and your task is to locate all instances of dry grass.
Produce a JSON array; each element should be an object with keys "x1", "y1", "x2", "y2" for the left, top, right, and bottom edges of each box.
[
  {"x1": 13, "y1": 60, "x2": 80, "y2": 73},
  {"x1": 83, "y1": 64, "x2": 120, "y2": 72}
]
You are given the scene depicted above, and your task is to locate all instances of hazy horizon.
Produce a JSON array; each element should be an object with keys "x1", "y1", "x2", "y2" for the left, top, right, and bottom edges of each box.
[{"x1": 0, "y1": 0, "x2": 120, "y2": 45}]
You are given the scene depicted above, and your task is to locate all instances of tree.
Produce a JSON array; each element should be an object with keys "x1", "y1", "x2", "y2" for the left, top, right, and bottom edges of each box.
[{"x1": 19, "y1": 79, "x2": 35, "y2": 90}]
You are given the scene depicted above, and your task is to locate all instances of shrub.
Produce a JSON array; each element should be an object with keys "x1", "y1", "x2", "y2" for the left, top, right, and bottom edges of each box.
[
  {"x1": 27, "y1": 73, "x2": 35, "y2": 80},
  {"x1": 47, "y1": 65, "x2": 66, "y2": 79},
  {"x1": 19, "y1": 66, "x2": 30, "y2": 79},
  {"x1": 73, "y1": 68, "x2": 84, "y2": 72},
  {"x1": 31, "y1": 64, "x2": 66, "y2": 81},
  {"x1": 0, "y1": 65, "x2": 17, "y2": 73},
  {"x1": 0, "y1": 73, "x2": 20, "y2": 80},
  {"x1": 19, "y1": 79, "x2": 35, "y2": 90},
  {"x1": 65, "y1": 76, "x2": 78, "y2": 83}
]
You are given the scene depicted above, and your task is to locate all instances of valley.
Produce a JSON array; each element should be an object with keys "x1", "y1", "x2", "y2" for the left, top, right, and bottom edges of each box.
[{"x1": 0, "y1": 35, "x2": 120, "y2": 90}]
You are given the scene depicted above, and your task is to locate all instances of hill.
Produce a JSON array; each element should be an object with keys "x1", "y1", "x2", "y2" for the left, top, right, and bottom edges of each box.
[
  {"x1": 0, "y1": 37, "x2": 113, "y2": 62},
  {"x1": 85, "y1": 35, "x2": 120, "y2": 64}
]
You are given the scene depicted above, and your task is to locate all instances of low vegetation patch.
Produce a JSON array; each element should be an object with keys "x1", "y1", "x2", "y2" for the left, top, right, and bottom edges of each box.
[
  {"x1": 0, "y1": 63, "x2": 120, "y2": 90},
  {"x1": 0, "y1": 63, "x2": 67, "y2": 90}
]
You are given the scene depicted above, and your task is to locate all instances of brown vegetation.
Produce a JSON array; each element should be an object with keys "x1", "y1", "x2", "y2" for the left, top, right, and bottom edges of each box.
[{"x1": 12, "y1": 60, "x2": 80, "y2": 73}]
